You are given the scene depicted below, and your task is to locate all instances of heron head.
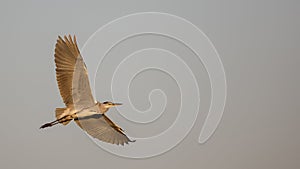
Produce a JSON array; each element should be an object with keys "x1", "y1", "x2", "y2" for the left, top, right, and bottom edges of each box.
[{"x1": 102, "y1": 101, "x2": 122, "y2": 108}]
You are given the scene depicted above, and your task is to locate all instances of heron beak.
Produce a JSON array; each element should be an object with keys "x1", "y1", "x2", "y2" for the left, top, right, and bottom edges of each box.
[{"x1": 112, "y1": 103, "x2": 122, "y2": 106}]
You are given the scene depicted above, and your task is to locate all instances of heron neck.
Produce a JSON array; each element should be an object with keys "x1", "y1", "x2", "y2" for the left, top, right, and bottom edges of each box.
[{"x1": 98, "y1": 103, "x2": 109, "y2": 114}]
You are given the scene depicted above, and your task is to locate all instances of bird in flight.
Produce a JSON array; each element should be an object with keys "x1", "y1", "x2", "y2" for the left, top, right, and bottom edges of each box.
[{"x1": 40, "y1": 35, "x2": 135, "y2": 145}]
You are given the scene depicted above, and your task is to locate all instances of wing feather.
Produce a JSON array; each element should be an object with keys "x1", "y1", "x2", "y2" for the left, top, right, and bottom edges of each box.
[
  {"x1": 74, "y1": 114, "x2": 135, "y2": 145},
  {"x1": 54, "y1": 35, "x2": 95, "y2": 108}
]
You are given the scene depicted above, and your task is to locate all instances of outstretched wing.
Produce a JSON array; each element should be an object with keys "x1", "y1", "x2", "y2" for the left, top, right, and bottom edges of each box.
[
  {"x1": 75, "y1": 113, "x2": 135, "y2": 145},
  {"x1": 54, "y1": 35, "x2": 95, "y2": 109}
]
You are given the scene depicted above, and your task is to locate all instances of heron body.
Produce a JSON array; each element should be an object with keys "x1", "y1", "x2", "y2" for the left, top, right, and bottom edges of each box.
[{"x1": 40, "y1": 35, "x2": 134, "y2": 146}]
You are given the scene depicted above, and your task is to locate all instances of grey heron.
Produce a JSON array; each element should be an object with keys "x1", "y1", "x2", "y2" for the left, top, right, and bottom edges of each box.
[{"x1": 40, "y1": 35, "x2": 135, "y2": 146}]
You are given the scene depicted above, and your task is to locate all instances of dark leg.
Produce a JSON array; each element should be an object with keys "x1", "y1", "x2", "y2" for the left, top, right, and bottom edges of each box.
[{"x1": 39, "y1": 115, "x2": 72, "y2": 129}]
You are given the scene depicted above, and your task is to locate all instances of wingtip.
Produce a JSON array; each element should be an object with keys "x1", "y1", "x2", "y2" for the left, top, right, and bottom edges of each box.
[
  {"x1": 57, "y1": 34, "x2": 77, "y2": 42},
  {"x1": 57, "y1": 35, "x2": 63, "y2": 42},
  {"x1": 126, "y1": 138, "x2": 136, "y2": 144},
  {"x1": 73, "y1": 35, "x2": 77, "y2": 43}
]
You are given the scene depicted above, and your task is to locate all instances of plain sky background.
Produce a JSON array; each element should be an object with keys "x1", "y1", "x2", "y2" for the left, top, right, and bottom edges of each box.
[{"x1": 1, "y1": 0, "x2": 299, "y2": 169}]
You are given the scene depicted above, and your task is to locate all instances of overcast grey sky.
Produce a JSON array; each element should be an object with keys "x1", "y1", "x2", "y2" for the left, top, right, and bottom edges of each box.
[{"x1": 1, "y1": 0, "x2": 299, "y2": 169}]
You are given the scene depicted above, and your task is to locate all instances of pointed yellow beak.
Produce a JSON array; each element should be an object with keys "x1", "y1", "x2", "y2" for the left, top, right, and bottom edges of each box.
[{"x1": 112, "y1": 103, "x2": 122, "y2": 106}]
